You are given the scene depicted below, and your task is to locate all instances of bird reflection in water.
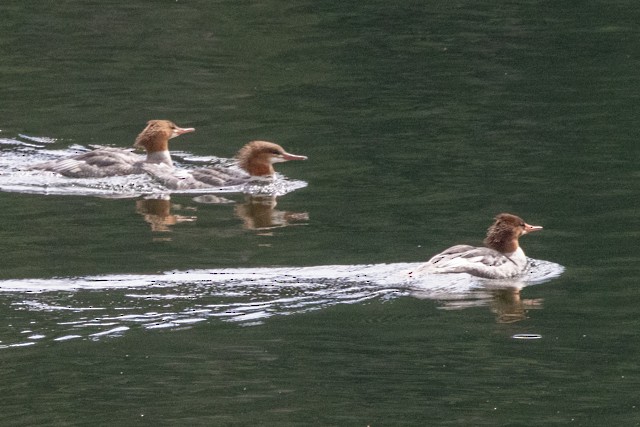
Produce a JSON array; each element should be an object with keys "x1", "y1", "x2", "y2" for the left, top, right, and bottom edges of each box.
[
  {"x1": 413, "y1": 286, "x2": 543, "y2": 324},
  {"x1": 234, "y1": 195, "x2": 309, "y2": 233},
  {"x1": 135, "y1": 194, "x2": 308, "y2": 238},
  {"x1": 488, "y1": 287, "x2": 543, "y2": 324},
  {"x1": 135, "y1": 195, "x2": 201, "y2": 237}
]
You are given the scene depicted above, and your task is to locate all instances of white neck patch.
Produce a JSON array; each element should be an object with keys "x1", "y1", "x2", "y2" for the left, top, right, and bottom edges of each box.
[{"x1": 146, "y1": 151, "x2": 173, "y2": 167}]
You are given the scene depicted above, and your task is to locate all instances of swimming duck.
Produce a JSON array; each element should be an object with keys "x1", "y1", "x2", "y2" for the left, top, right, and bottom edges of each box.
[
  {"x1": 29, "y1": 120, "x2": 195, "y2": 178},
  {"x1": 415, "y1": 213, "x2": 543, "y2": 279},
  {"x1": 144, "y1": 140, "x2": 307, "y2": 190}
]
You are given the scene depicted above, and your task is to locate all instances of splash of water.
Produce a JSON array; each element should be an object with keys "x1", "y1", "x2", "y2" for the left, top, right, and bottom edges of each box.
[
  {"x1": 0, "y1": 260, "x2": 564, "y2": 348},
  {"x1": 0, "y1": 142, "x2": 307, "y2": 197}
]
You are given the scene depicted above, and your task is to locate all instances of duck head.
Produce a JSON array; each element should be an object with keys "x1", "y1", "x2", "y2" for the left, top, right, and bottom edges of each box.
[
  {"x1": 133, "y1": 120, "x2": 195, "y2": 154},
  {"x1": 483, "y1": 213, "x2": 543, "y2": 253},
  {"x1": 236, "y1": 140, "x2": 307, "y2": 176}
]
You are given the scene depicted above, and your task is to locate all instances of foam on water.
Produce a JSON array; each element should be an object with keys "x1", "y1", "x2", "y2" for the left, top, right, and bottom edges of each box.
[
  {"x1": 0, "y1": 260, "x2": 564, "y2": 347},
  {"x1": 0, "y1": 141, "x2": 307, "y2": 197}
]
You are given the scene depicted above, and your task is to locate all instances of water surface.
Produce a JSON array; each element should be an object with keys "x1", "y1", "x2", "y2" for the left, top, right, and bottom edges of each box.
[{"x1": 0, "y1": 0, "x2": 638, "y2": 425}]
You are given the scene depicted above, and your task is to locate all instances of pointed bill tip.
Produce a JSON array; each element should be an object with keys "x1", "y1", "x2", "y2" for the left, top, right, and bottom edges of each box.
[
  {"x1": 282, "y1": 152, "x2": 307, "y2": 161},
  {"x1": 524, "y1": 223, "x2": 543, "y2": 233},
  {"x1": 175, "y1": 127, "x2": 195, "y2": 135}
]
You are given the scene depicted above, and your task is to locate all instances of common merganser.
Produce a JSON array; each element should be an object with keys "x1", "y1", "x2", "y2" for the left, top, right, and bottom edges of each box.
[
  {"x1": 144, "y1": 140, "x2": 307, "y2": 190},
  {"x1": 29, "y1": 120, "x2": 195, "y2": 178},
  {"x1": 415, "y1": 213, "x2": 543, "y2": 279}
]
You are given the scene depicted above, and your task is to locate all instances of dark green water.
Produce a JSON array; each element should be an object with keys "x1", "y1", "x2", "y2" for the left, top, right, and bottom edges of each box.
[{"x1": 0, "y1": 1, "x2": 638, "y2": 425}]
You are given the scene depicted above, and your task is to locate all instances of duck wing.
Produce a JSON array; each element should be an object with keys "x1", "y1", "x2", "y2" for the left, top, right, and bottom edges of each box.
[
  {"x1": 29, "y1": 149, "x2": 142, "y2": 178},
  {"x1": 419, "y1": 245, "x2": 519, "y2": 278},
  {"x1": 428, "y1": 245, "x2": 510, "y2": 267},
  {"x1": 141, "y1": 164, "x2": 206, "y2": 190},
  {"x1": 142, "y1": 163, "x2": 252, "y2": 190},
  {"x1": 190, "y1": 166, "x2": 249, "y2": 187}
]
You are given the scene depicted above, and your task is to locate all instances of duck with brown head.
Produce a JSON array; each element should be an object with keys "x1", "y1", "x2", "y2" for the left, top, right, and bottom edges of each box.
[
  {"x1": 150, "y1": 140, "x2": 307, "y2": 190},
  {"x1": 29, "y1": 120, "x2": 194, "y2": 178},
  {"x1": 416, "y1": 213, "x2": 543, "y2": 279},
  {"x1": 236, "y1": 141, "x2": 308, "y2": 177},
  {"x1": 133, "y1": 120, "x2": 195, "y2": 168}
]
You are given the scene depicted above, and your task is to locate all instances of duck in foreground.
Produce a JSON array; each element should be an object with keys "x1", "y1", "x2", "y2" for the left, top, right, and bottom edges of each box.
[
  {"x1": 145, "y1": 140, "x2": 308, "y2": 190},
  {"x1": 415, "y1": 213, "x2": 543, "y2": 279},
  {"x1": 29, "y1": 120, "x2": 195, "y2": 178}
]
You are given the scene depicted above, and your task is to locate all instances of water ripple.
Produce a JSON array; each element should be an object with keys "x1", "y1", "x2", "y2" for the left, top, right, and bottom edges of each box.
[
  {"x1": 0, "y1": 261, "x2": 564, "y2": 347},
  {"x1": 0, "y1": 144, "x2": 307, "y2": 197}
]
